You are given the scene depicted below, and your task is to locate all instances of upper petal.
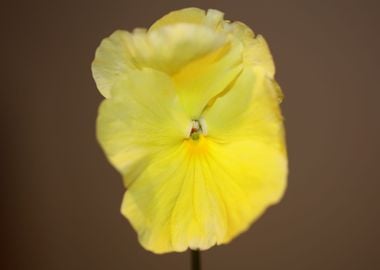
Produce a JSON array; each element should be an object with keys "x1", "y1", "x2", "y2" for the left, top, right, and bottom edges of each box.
[
  {"x1": 150, "y1": 7, "x2": 276, "y2": 78},
  {"x1": 149, "y1": 7, "x2": 206, "y2": 30},
  {"x1": 225, "y1": 22, "x2": 276, "y2": 77},
  {"x1": 172, "y1": 39, "x2": 243, "y2": 118},
  {"x1": 92, "y1": 23, "x2": 228, "y2": 98},
  {"x1": 149, "y1": 8, "x2": 224, "y2": 31},
  {"x1": 127, "y1": 24, "x2": 226, "y2": 74},
  {"x1": 92, "y1": 30, "x2": 136, "y2": 98}
]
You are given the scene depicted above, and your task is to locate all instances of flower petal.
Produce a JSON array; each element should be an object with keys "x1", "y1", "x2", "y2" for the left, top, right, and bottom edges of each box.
[
  {"x1": 96, "y1": 69, "x2": 189, "y2": 185},
  {"x1": 225, "y1": 22, "x2": 276, "y2": 77},
  {"x1": 149, "y1": 7, "x2": 225, "y2": 31},
  {"x1": 150, "y1": 7, "x2": 276, "y2": 78},
  {"x1": 172, "y1": 39, "x2": 243, "y2": 118},
  {"x1": 92, "y1": 23, "x2": 226, "y2": 98},
  {"x1": 92, "y1": 30, "x2": 136, "y2": 98},
  {"x1": 149, "y1": 7, "x2": 206, "y2": 30},
  {"x1": 204, "y1": 68, "x2": 285, "y2": 152},
  {"x1": 126, "y1": 24, "x2": 226, "y2": 74},
  {"x1": 244, "y1": 34, "x2": 276, "y2": 78},
  {"x1": 121, "y1": 135, "x2": 287, "y2": 254},
  {"x1": 206, "y1": 138, "x2": 287, "y2": 242}
]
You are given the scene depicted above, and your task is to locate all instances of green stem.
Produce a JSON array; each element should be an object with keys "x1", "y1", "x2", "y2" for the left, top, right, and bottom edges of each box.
[{"x1": 191, "y1": 249, "x2": 201, "y2": 270}]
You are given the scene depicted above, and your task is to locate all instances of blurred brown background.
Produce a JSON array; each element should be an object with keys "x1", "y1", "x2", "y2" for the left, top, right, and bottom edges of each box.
[{"x1": 1, "y1": 0, "x2": 379, "y2": 269}]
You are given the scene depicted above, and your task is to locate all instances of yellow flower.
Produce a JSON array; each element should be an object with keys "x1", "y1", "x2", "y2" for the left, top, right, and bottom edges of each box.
[{"x1": 92, "y1": 7, "x2": 288, "y2": 254}]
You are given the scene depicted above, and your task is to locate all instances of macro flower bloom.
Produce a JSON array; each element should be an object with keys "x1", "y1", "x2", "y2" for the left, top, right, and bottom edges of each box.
[{"x1": 92, "y1": 7, "x2": 288, "y2": 254}]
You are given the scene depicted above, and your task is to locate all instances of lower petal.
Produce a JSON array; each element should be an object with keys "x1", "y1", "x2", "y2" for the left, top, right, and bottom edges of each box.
[{"x1": 121, "y1": 135, "x2": 287, "y2": 253}]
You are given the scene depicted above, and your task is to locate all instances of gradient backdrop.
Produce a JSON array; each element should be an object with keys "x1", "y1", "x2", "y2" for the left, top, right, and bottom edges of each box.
[{"x1": 1, "y1": 0, "x2": 379, "y2": 269}]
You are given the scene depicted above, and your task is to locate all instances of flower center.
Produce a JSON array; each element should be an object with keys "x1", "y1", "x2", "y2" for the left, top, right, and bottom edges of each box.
[{"x1": 189, "y1": 119, "x2": 207, "y2": 140}]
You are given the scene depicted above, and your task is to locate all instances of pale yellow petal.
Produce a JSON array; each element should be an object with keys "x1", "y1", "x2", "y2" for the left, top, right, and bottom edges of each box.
[
  {"x1": 245, "y1": 34, "x2": 276, "y2": 77},
  {"x1": 96, "y1": 69, "x2": 189, "y2": 185},
  {"x1": 150, "y1": 8, "x2": 224, "y2": 31},
  {"x1": 92, "y1": 30, "x2": 136, "y2": 98},
  {"x1": 92, "y1": 23, "x2": 227, "y2": 99},
  {"x1": 121, "y1": 144, "x2": 190, "y2": 253},
  {"x1": 121, "y1": 140, "x2": 229, "y2": 253},
  {"x1": 126, "y1": 24, "x2": 226, "y2": 75},
  {"x1": 204, "y1": 68, "x2": 285, "y2": 152},
  {"x1": 121, "y1": 134, "x2": 287, "y2": 254},
  {"x1": 172, "y1": 39, "x2": 243, "y2": 118},
  {"x1": 225, "y1": 21, "x2": 276, "y2": 77},
  {"x1": 149, "y1": 7, "x2": 206, "y2": 30},
  {"x1": 202, "y1": 67, "x2": 255, "y2": 126},
  {"x1": 150, "y1": 7, "x2": 276, "y2": 78},
  {"x1": 207, "y1": 138, "x2": 287, "y2": 242}
]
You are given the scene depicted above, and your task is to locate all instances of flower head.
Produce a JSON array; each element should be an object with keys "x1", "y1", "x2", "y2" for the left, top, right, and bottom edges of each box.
[{"x1": 92, "y1": 7, "x2": 288, "y2": 254}]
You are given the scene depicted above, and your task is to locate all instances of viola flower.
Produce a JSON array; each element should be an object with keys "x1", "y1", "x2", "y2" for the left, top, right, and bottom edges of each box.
[{"x1": 92, "y1": 7, "x2": 288, "y2": 254}]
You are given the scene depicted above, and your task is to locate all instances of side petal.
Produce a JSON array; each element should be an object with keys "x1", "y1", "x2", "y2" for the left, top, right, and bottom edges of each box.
[
  {"x1": 96, "y1": 69, "x2": 189, "y2": 186},
  {"x1": 204, "y1": 68, "x2": 286, "y2": 153},
  {"x1": 202, "y1": 67, "x2": 256, "y2": 133},
  {"x1": 92, "y1": 30, "x2": 136, "y2": 98}
]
